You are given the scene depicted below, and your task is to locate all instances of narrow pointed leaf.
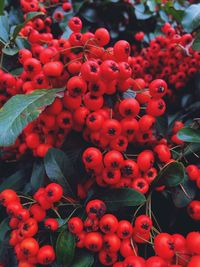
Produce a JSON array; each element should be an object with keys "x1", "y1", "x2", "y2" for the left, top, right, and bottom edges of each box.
[
  {"x1": 151, "y1": 161, "x2": 185, "y2": 188},
  {"x1": 177, "y1": 127, "x2": 200, "y2": 143},
  {"x1": 44, "y1": 148, "x2": 76, "y2": 196},
  {"x1": 56, "y1": 231, "x2": 75, "y2": 266},
  {"x1": 0, "y1": 88, "x2": 65, "y2": 147},
  {"x1": 71, "y1": 250, "x2": 94, "y2": 267},
  {"x1": 98, "y1": 188, "x2": 146, "y2": 210}
]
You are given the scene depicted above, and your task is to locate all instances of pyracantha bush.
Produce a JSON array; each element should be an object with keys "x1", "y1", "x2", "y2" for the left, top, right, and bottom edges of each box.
[{"x1": 0, "y1": 0, "x2": 200, "y2": 267}]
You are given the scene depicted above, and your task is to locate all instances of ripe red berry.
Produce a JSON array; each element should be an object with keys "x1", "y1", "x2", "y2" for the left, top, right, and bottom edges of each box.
[
  {"x1": 37, "y1": 245, "x2": 55, "y2": 265},
  {"x1": 68, "y1": 217, "x2": 83, "y2": 234},
  {"x1": 100, "y1": 214, "x2": 118, "y2": 234},
  {"x1": 154, "y1": 233, "x2": 175, "y2": 260},
  {"x1": 45, "y1": 183, "x2": 63, "y2": 203},
  {"x1": 85, "y1": 232, "x2": 103, "y2": 252}
]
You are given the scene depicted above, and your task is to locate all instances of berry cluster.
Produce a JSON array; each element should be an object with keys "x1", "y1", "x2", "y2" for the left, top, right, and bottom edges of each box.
[
  {"x1": 68, "y1": 199, "x2": 200, "y2": 266},
  {"x1": 0, "y1": 183, "x2": 63, "y2": 266},
  {"x1": 20, "y1": 0, "x2": 72, "y2": 21},
  {"x1": 1, "y1": 8, "x2": 199, "y2": 161},
  {"x1": 82, "y1": 147, "x2": 160, "y2": 193},
  {"x1": 132, "y1": 23, "x2": 200, "y2": 90}
]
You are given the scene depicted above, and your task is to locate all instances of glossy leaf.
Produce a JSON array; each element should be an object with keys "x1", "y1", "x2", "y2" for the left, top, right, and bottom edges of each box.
[
  {"x1": 71, "y1": 250, "x2": 94, "y2": 267},
  {"x1": 0, "y1": 170, "x2": 25, "y2": 192},
  {"x1": 44, "y1": 148, "x2": 75, "y2": 196},
  {"x1": 56, "y1": 231, "x2": 75, "y2": 266},
  {"x1": 182, "y1": 3, "x2": 200, "y2": 32},
  {"x1": 152, "y1": 161, "x2": 185, "y2": 188},
  {"x1": 0, "y1": 0, "x2": 5, "y2": 15},
  {"x1": 30, "y1": 161, "x2": 46, "y2": 193},
  {"x1": 177, "y1": 127, "x2": 200, "y2": 143},
  {"x1": 99, "y1": 188, "x2": 146, "y2": 210},
  {"x1": 0, "y1": 219, "x2": 10, "y2": 260},
  {"x1": 0, "y1": 88, "x2": 65, "y2": 147},
  {"x1": 192, "y1": 32, "x2": 200, "y2": 50},
  {"x1": 2, "y1": 46, "x2": 19, "y2": 56},
  {"x1": 0, "y1": 14, "x2": 9, "y2": 42},
  {"x1": 172, "y1": 178, "x2": 196, "y2": 208}
]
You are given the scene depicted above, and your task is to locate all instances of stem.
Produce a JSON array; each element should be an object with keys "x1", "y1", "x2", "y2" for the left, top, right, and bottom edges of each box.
[
  {"x1": 179, "y1": 184, "x2": 192, "y2": 199},
  {"x1": 130, "y1": 238, "x2": 138, "y2": 256},
  {"x1": 19, "y1": 195, "x2": 34, "y2": 201},
  {"x1": 151, "y1": 210, "x2": 162, "y2": 232},
  {"x1": 51, "y1": 208, "x2": 62, "y2": 219},
  {"x1": 63, "y1": 57, "x2": 83, "y2": 67},
  {"x1": 66, "y1": 206, "x2": 81, "y2": 222},
  {"x1": 23, "y1": 201, "x2": 35, "y2": 206},
  {"x1": 135, "y1": 234, "x2": 154, "y2": 245}
]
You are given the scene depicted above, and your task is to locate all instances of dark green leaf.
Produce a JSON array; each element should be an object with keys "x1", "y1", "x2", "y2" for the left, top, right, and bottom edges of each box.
[
  {"x1": 30, "y1": 161, "x2": 46, "y2": 192},
  {"x1": 98, "y1": 188, "x2": 146, "y2": 210},
  {"x1": 12, "y1": 12, "x2": 44, "y2": 40},
  {"x1": 81, "y1": 7, "x2": 99, "y2": 23},
  {"x1": 182, "y1": 3, "x2": 200, "y2": 32},
  {"x1": 2, "y1": 45, "x2": 19, "y2": 56},
  {"x1": 165, "y1": 5, "x2": 184, "y2": 23},
  {"x1": 172, "y1": 178, "x2": 196, "y2": 208},
  {"x1": 0, "y1": 14, "x2": 9, "y2": 42},
  {"x1": 44, "y1": 148, "x2": 75, "y2": 196},
  {"x1": 15, "y1": 37, "x2": 30, "y2": 49},
  {"x1": 0, "y1": 88, "x2": 65, "y2": 147},
  {"x1": 10, "y1": 67, "x2": 23, "y2": 76},
  {"x1": 184, "y1": 143, "x2": 200, "y2": 157},
  {"x1": 0, "y1": 219, "x2": 10, "y2": 260},
  {"x1": 0, "y1": 170, "x2": 25, "y2": 192},
  {"x1": 71, "y1": 250, "x2": 94, "y2": 267},
  {"x1": 56, "y1": 231, "x2": 75, "y2": 266},
  {"x1": 151, "y1": 161, "x2": 185, "y2": 188},
  {"x1": 177, "y1": 127, "x2": 200, "y2": 143},
  {"x1": 192, "y1": 32, "x2": 200, "y2": 50},
  {"x1": 156, "y1": 114, "x2": 168, "y2": 136},
  {"x1": 0, "y1": 0, "x2": 5, "y2": 15}
]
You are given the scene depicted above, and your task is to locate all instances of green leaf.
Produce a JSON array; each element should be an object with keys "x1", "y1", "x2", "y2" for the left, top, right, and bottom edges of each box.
[
  {"x1": 0, "y1": 0, "x2": 5, "y2": 15},
  {"x1": 182, "y1": 3, "x2": 200, "y2": 32},
  {"x1": 12, "y1": 12, "x2": 44, "y2": 40},
  {"x1": 56, "y1": 231, "x2": 75, "y2": 266},
  {"x1": 171, "y1": 178, "x2": 196, "y2": 208},
  {"x1": 135, "y1": 3, "x2": 152, "y2": 20},
  {"x1": 147, "y1": 0, "x2": 156, "y2": 12},
  {"x1": 98, "y1": 188, "x2": 146, "y2": 210},
  {"x1": 15, "y1": 37, "x2": 30, "y2": 50},
  {"x1": 0, "y1": 170, "x2": 25, "y2": 192},
  {"x1": 2, "y1": 45, "x2": 19, "y2": 56},
  {"x1": 71, "y1": 250, "x2": 94, "y2": 267},
  {"x1": 192, "y1": 32, "x2": 200, "y2": 50},
  {"x1": 30, "y1": 161, "x2": 46, "y2": 193},
  {"x1": 165, "y1": 5, "x2": 184, "y2": 23},
  {"x1": 177, "y1": 127, "x2": 200, "y2": 143},
  {"x1": 10, "y1": 67, "x2": 23, "y2": 76},
  {"x1": 0, "y1": 88, "x2": 65, "y2": 147},
  {"x1": 44, "y1": 148, "x2": 75, "y2": 197},
  {"x1": 156, "y1": 114, "x2": 168, "y2": 136},
  {"x1": 0, "y1": 14, "x2": 9, "y2": 42},
  {"x1": 152, "y1": 161, "x2": 185, "y2": 188},
  {"x1": 0, "y1": 218, "x2": 10, "y2": 260}
]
